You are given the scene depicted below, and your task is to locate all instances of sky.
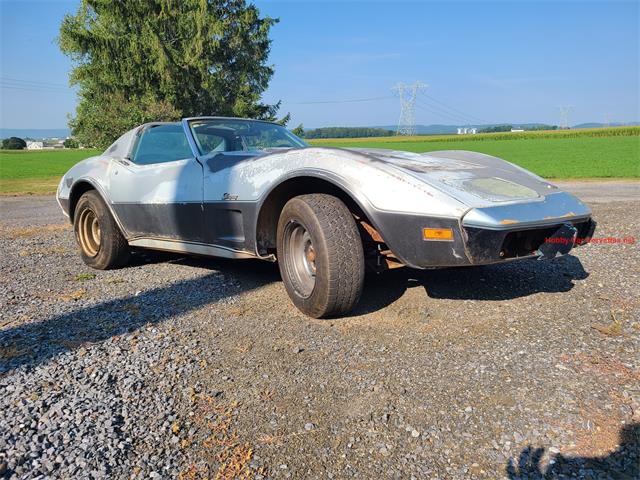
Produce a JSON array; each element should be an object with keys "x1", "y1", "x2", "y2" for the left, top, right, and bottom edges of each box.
[{"x1": 0, "y1": 0, "x2": 638, "y2": 130}]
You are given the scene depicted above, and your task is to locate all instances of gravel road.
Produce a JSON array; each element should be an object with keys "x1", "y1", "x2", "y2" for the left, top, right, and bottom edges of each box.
[{"x1": 1, "y1": 183, "x2": 638, "y2": 479}]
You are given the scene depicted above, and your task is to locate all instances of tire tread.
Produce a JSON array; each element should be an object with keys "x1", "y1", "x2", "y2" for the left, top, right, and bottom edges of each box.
[
  {"x1": 277, "y1": 193, "x2": 364, "y2": 317},
  {"x1": 74, "y1": 190, "x2": 130, "y2": 270}
]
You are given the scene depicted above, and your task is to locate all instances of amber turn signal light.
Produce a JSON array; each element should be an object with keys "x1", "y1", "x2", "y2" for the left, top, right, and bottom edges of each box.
[{"x1": 423, "y1": 227, "x2": 454, "y2": 241}]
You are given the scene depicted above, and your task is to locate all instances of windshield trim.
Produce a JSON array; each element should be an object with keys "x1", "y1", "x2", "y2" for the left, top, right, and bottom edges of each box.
[{"x1": 186, "y1": 118, "x2": 307, "y2": 156}]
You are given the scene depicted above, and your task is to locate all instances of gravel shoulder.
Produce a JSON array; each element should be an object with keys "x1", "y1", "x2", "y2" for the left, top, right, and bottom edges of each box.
[
  {"x1": 0, "y1": 184, "x2": 638, "y2": 479},
  {"x1": 552, "y1": 180, "x2": 639, "y2": 203}
]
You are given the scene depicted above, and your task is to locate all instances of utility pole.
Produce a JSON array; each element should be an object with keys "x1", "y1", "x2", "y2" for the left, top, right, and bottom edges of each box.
[
  {"x1": 393, "y1": 81, "x2": 427, "y2": 135},
  {"x1": 558, "y1": 105, "x2": 573, "y2": 129},
  {"x1": 604, "y1": 112, "x2": 611, "y2": 128}
]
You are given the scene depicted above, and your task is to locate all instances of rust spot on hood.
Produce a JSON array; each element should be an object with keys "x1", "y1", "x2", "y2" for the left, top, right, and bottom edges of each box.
[{"x1": 500, "y1": 219, "x2": 520, "y2": 225}]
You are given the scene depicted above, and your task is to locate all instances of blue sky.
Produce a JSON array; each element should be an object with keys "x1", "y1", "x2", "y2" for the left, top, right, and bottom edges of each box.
[{"x1": 1, "y1": 0, "x2": 638, "y2": 129}]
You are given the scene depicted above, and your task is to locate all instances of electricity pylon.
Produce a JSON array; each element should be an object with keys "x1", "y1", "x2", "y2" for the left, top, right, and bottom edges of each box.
[
  {"x1": 558, "y1": 105, "x2": 573, "y2": 129},
  {"x1": 393, "y1": 81, "x2": 427, "y2": 135}
]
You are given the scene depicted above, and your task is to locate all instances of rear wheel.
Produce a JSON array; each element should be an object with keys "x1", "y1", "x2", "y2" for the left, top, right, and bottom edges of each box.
[
  {"x1": 277, "y1": 194, "x2": 365, "y2": 318},
  {"x1": 73, "y1": 190, "x2": 130, "y2": 269}
]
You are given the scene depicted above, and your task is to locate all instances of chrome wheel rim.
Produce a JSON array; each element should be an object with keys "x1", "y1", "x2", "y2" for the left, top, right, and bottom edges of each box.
[
  {"x1": 77, "y1": 208, "x2": 101, "y2": 257},
  {"x1": 285, "y1": 221, "x2": 316, "y2": 297}
]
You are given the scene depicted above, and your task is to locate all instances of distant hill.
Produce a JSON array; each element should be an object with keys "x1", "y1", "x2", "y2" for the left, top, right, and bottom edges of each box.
[
  {"x1": 374, "y1": 124, "x2": 460, "y2": 135},
  {"x1": 0, "y1": 128, "x2": 71, "y2": 140},
  {"x1": 372, "y1": 123, "x2": 561, "y2": 135},
  {"x1": 572, "y1": 122, "x2": 637, "y2": 129},
  {"x1": 345, "y1": 122, "x2": 639, "y2": 135}
]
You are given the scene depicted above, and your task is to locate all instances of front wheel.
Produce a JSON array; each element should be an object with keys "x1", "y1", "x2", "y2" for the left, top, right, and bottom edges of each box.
[
  {"x1": 73, "y1": 190, "x2": 130, "y2": 270},
  {"x1": 277, "y1": 194, "x2": 365, "y2": 318}
]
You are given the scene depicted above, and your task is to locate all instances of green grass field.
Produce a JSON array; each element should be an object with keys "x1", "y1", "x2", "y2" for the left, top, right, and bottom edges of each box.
[
  {"x1": 0, "y1": 149, "x2": 101, "y2": 178},
  {"x1": 0, "y1": 149, "x2": 100, "y2": 194},
  {"x1": 1, "y1": 127, "x2": 638, "y2": 194},
  {"x1": 308, "y1": 135, "x2": 640, "y2": 178}
]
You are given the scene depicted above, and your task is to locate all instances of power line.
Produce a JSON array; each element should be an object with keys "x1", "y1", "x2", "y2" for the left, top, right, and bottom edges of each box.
[
  {"x1": 290, "y1": 95, "x2": 394, "y2": 105},
  {"x1": 390, "y1": 81, "x2": 486, "y2": 127},
  {"x1": 422, "y1": 92, "x2": 486, "y2": 123},
  {"x1": 0, "y1": 76, "x2": 69, "y2": 88},
  {"x1": 0, "y1": 76, "x2": 74, "y2": 96},
  {"x1": 414, "y1": 99, "x2": 464, "y2": 123},
  {"x1": 0, "y1": 83, "x2": 74, "y2": 95},
  {"x1": 414, "y1": 98, "x2": 478, "y2": 125},
  {"x1": 1, "y1": 75, "x2": 488, "y2": 126}
]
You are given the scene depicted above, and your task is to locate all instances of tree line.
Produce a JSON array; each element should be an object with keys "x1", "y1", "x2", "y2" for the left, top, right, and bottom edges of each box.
[
  {"x1": 479, "y1": 124, "x2": 558, "y2": 133},
  {"x1": 1, "y1": 137, "x2": 80, "y2": 149},
  {"x1": 303, "y1": 127, "x2": 395, "y2": 139}
]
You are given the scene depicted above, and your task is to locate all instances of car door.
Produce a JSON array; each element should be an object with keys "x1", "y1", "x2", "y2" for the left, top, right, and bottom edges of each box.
[
  {"x1": 108, "y1": 123, "x2": 205, "y2": 242},
  {"x1": 189, "y1": 125, "x2": 257, "y2": 252}
]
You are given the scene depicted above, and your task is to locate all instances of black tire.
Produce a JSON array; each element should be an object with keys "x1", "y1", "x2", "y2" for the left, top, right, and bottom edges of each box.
[
  {"x1": 73, "y1": 190, "x2": 130, "y2": 270},
  {"x1": 276, "y1": 194, "x2": 365, "y2": 318}
]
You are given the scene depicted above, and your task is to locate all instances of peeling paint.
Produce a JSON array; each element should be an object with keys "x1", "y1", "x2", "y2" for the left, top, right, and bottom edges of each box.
[
  {"x1": 58, "y1": 120, "x2": 593, "y2": 260},
  {"x1": 463, "y1": 192, "x2": 592, "y2": 230},
  {"x1": 543, "y1": 212, "x2": 577, "y2": 220}
]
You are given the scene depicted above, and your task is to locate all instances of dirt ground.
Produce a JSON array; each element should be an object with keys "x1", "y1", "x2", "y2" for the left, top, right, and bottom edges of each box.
[{"x1": 1, "y1": 181, "x2": 638, "y2": 479}]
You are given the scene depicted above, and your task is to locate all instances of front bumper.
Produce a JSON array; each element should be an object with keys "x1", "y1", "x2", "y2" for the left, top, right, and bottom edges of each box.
[
  {"x1": 462, "y1": 218, "x2": 596, "y2": 265},
  {"x1": 371, "y1": 192, "x2": 595, "y2": 269},
  {"x1": 461, "y1": 191, "x2": 591, "y2": 230}
]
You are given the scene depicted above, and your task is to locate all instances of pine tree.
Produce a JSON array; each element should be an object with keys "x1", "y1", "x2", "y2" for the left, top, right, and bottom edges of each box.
[{"x1": 59, "y1": 0, "x2": 280, "y2": 148}]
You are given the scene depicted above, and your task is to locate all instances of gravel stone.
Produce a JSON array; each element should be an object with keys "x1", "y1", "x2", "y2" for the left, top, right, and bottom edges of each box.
[{"x1": 1, "y1": 189, "x2": 638, "y2": 479}]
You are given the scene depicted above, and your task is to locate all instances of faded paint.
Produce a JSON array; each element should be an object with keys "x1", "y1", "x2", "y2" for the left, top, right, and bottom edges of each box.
[
  {"x1": 463, "y1": 192, "x2": 591, "y2": 230},
  {"x1": 59, "y1": 128, "x2": 552, "y2": 219},
  {"x1": 57, "y1": 117, "x2": 593, "y2": 261}
]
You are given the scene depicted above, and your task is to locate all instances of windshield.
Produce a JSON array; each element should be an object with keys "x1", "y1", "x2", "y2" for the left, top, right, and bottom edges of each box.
[{"x1": 188, "y1": 119, "x2": 307, "y2": 155}]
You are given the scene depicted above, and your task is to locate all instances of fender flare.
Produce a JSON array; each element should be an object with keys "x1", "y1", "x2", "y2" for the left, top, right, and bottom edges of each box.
[
  {"x1": 251, "y1": 168, "x2": 390, "y2": 257},
  {"x1": 69, "y1": 177, "x2": 131, "y2": 239}
]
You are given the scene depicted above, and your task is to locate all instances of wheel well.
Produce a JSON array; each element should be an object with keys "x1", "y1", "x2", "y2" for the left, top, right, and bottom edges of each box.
[
  {"x1": 68, "y1": 181, "x2": 96, "y2": 222},
  {"x1": 255, "y1": 176, "x2": 383, "y2": 255}
]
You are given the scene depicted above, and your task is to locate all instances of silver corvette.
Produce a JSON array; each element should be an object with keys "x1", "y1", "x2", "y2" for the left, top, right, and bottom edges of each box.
[{"x1": 57, "y1": 117, "x2": 596, "y2": 317}]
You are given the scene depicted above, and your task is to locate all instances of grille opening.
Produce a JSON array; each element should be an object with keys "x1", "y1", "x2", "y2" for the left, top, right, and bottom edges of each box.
[
  {"x1": 463, "y1": 219, "x2": 594, "y2": 264},
  {"x1": 500, "y1": 226, "x2": 563, "y2": 259},
  {"x1": 500, "y1": 220, "x2": 593, "y2": 259}
]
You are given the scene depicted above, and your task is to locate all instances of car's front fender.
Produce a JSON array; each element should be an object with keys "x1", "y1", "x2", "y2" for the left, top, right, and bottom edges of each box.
[{"x1": 218, "y1": 147, "x2": 469, "y2": 218}]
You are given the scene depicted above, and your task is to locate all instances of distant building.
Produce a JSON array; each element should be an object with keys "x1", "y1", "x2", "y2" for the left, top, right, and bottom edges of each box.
[
  {"x1": 511, "y1": 128, "x2": 525, "y2": 132},
  {"x1": 26, "y1": 141, "x2": 43, "y2": 150},
  {"x1": 457, "y1": 127, "x2": 477, "y2": 135},
  {"x1": 42, "y1": 138, "x2": 65, "y2": 149}
]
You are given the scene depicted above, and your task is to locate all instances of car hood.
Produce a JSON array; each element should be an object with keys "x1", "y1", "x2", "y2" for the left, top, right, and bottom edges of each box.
[{"x1": 343, "y1": 147, "x2": 558, "y2": 207}]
